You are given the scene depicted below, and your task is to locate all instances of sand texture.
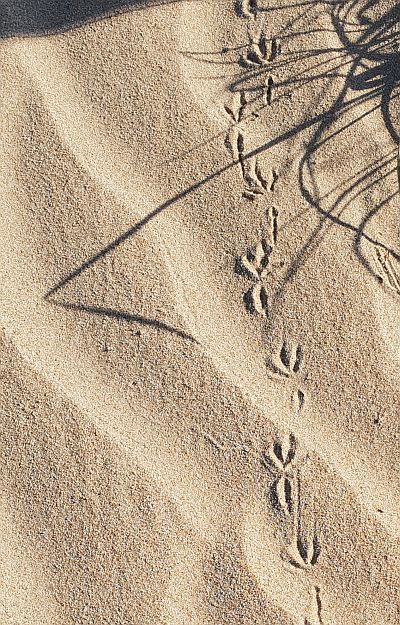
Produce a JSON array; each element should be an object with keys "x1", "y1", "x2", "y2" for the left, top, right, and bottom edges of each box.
[{"x1": 0, "y1": 0, "x2": 400, "y2": 623}]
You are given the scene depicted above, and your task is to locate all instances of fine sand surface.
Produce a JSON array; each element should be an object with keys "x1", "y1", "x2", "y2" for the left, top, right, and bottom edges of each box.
[{"x1": 1, "y1": 0, "x2": 400, "y2": 623}]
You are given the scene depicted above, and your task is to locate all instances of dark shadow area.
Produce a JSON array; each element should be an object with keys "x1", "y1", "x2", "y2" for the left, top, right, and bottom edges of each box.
[
  {"x1": 0, "y1": 0, "x2": 184, "y2": 37},
  {"x1": 41, "y1": 0, "x2": 400, "y2": 333}
]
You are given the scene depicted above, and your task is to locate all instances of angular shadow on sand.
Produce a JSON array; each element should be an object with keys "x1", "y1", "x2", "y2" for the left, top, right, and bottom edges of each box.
[{"x1": 42, "y1": 0, "x2": 400, "y2": 329}]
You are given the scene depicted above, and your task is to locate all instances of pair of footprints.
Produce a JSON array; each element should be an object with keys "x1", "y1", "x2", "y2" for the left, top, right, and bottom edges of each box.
[
  {"x1": 270, "y1": 339, "x2": 306, "y2": 413},
  {"x1": 237, "y1": 210, "x2": 278, "y2": 317},
  {"x1": 237, "y1": 231, "x2": 305, "y2": 393},
  {"x1": 239, "y1": 29, "x2": 279, "y2": 106},
  {"x1": 234, "y1": 4, "x2": 281, "y2": 67},
  {"x1": 263, "y1": 434, "x2": 321, "y2": 570},
  {"x1": 225, "y1": 93, "x2": 279, "y2": 199}
]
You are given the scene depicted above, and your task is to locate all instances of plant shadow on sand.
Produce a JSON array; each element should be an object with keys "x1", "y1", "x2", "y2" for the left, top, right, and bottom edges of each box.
[
  {"x1": 185, "y1": 0, "x2": 400, "y2": 292},
  {"x1": 37, "y1": 0, "x2": 400, "y2": 338},
  {"x1": 289, "y1": 0, "x2": 400, "y2": 292}
]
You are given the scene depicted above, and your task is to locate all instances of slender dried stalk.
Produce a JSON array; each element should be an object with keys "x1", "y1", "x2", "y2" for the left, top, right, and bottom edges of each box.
[{"x1": 398, "y1": 143, "x2": 400, "y2": 194}]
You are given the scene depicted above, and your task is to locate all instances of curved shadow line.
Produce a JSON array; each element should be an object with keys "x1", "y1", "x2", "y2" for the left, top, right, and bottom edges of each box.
[
  {"x1": 381, "y1": 79, "x2": 399, "y2": 144},
  {"x1": 353, "y1": 191, "x2": 398, "y2": 277},
  {"x1": 49, "y1": 300, "x2": 197, "y2": 342}
]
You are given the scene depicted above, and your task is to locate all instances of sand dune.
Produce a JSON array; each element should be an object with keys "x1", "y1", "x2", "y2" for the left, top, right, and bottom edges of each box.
[{"x1": 1, "y1": 0, "x2": 400, "y2": 623}]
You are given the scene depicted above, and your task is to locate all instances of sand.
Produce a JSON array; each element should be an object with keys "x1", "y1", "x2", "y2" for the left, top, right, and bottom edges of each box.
[{"x1": 0, "y1": 0, "x2": 399, "y2": 623}]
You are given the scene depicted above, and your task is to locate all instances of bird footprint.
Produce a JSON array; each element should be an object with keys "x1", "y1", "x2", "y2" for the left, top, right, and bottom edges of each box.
[
  {"x1": 269, "y1": 338, "x2": 304, "y2": 378},
  {"x1": 238, "y1": 239, "x2": 273, "y2": 280},
  {"x1": 288, "y1": 534, "x2": 321, "y2": 569}
]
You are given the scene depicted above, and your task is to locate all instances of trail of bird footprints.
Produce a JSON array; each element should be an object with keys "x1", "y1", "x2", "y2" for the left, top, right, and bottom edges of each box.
[
  {"x1": 225, "y1": 12, "x2": 280, "y2": 198},
  {"x1": 262, "y1": 348, "x2": 323, "y2": 625},
  {"x1": 225, "y1": 94, "x2": 278, "y2": 199},
  {"x1": 229, "y1": 4, "x2": 324, "y2": 623},
  {"x1": 262, "y1": 392, "x2": 323, "y2": 625},
  {"x1": 274, "y1": 351, "x2": 322, "y2": 625}
]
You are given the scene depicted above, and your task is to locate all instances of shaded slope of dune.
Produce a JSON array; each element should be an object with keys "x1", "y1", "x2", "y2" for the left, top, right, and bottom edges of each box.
[{"x1": 0, "y1": 0, "x2": 182, "y2": 37}]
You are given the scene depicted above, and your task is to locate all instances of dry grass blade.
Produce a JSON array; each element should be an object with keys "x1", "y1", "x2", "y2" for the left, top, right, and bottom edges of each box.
[{"x1": 398, "y1": 143, "x2": 400, "y2": 194}]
